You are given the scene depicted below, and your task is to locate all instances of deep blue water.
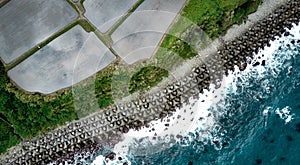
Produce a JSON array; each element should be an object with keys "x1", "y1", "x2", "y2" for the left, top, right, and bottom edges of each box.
[
  {"x1": 127, "y1": 24, "x2": 300, "y2": 165},
  {"x1": 66, "y1": 24, "x2": 300, "y2": 165}
]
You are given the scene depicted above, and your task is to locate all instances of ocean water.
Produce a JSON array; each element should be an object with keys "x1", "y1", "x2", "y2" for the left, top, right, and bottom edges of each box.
[{"x1": 65, "y1": 23, "x2": 300, "y2": 165}]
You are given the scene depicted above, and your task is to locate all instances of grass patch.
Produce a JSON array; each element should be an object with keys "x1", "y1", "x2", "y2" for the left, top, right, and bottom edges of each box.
[
  {"x1": 155, "y1": 0, "x2": 263, "y2": 61},
  {"x1": 78, "y1": 19, "x2": 96, "y2": 32},
  {"x1": 160, "y1": 34, "x2": 198, "y2": 60},
  {"x1": 0, "y1": 120, "x2": 21, "y2": 154},
  {"x1": 0, "y1": 0, "x2": 263, "y2": 154},
  {"x1": 181, "y1": 0, "x2": 262, "y2": 39},
  {"x1": 0, "y1": 63, "x2": 78, "y2": 151},
  {"x1": 129, "y1": 66, "x2": 168, "y2": 94},
  {"x1": 95, "y1": 74, "x2": 114, "y2": 108}
]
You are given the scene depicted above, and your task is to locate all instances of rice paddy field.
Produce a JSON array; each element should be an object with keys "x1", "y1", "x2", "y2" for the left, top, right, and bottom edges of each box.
[
  {"x1": 111, "y1": 0, "x2": 186, "y2": 64},
  {"x1": 0, "y1": 0, "x2": 77, "y2": 64},
  {"x1": 8, "y1": 25, "x2": 116, "y2": 94},
  {"x1": 83, "y1": 0, "x2": 138, "y2": 33},
  {"x1": 0, "y1": 0, "x2": 272, "y2": 162}
]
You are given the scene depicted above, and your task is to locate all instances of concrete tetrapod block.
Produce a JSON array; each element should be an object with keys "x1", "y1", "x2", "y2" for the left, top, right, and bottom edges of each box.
[{"x1": 1, "y1": 0, "x2": 300, "y2": 164}]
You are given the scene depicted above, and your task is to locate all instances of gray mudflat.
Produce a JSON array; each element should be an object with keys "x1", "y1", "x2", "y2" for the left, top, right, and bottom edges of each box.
[
  {"x1": 8, "y1": 26, "x2": 116, "y2": 94},
  {"x1": 0, "y1": 0, "x2": 77, "y2": 64},
  {"x1": 111, "y1": 0, "x2": 186, "y2": 64},
  {"x1": 83, "y1": 0, "x2": 138, "y2": 33}
]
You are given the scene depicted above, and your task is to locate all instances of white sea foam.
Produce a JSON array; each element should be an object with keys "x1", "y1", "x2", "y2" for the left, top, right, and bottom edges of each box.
[
  {"x1": 97, "y1": 83, "x2": 228, "y2": 164},
  {"x1": 89, "y1": 23, "x2": 300, "y2": 165},
  {"x1": 275, "y1": 106, "x2": 295, "y2": 124},
  {"x1": 113, "y1": 83, "x2": 227, "y2": 152},
  {"x1": 91, "y1": 154, "x2": 131, "y2": 165}
]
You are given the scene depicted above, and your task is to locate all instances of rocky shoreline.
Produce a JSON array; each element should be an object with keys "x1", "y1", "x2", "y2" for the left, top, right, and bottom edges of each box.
[
  {"x1": 49, "y1": 139, "x2": 101, "y2": 164},
  {"x1": 1, "y1": 0, "x2": 300, "y2": 164}
]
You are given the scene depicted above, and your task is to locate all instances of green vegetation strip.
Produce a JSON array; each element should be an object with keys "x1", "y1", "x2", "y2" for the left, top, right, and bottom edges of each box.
[
  {"x1": 95, "y1": 74, "x2": 114, "y2": 108},
  {"x1": 0, "y1": 63, "x2": 77, "y2": 154},
  {"x1": 91, "y1": 23, "x2": 113, "y2": 48},
  {"x1": 0, "y1": 120, "x2": 20, "y2": 154},
  {"x1": 0, "y1": 0, "x2": 9, "y2": 8},
  {"x1": 183, "y1": 0, "x2": 262, "y2": 39},
  {"x1": 66, "y1": 0, "x2": 81, "y2": 15},
  {"x1": 78, "y1": 19, "x2": 96, "y2": 32},
  {"x1": 6, "y1": 20, "x2": 78, "y2": 71},
  {"x1": 0, "y1": 0, "x2": 262, "y2": 154},
  {"x1": 159, "y1": 0, "x2": 263, "y2": 60},
  {"x1": 106, "y1": 0, "x2": 145, "y2": 36}
]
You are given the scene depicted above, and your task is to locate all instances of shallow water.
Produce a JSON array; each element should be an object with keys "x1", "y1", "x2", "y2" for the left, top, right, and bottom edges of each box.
[{"x1": 61, "y1": 23, "x2": 300, "y2": 165}]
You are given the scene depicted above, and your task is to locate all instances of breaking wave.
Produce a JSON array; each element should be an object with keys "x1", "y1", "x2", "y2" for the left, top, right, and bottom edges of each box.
[{"x1": 66, "y1": 23, "x2": 300, "y2": 165}]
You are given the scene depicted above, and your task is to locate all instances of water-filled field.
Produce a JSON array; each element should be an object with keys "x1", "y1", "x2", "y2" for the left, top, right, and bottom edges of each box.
[
  {"x1": 65, "y1": 22, "x2": 300, "y2": 165},
  {"x1": 83, "y1": 0, "x2": 138, "y2": 33},
  {"x1": 0, "y1": 0, "x2": 77, "y2": 64},
  {"x1": 8, "y1": 25, "x2": 116, "y2": 94},
  {"x1": 111, "y1": 0, "x2": 186, "y2": 64}
]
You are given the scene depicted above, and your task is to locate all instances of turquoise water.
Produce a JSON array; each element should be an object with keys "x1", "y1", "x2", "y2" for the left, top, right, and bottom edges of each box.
[
  {"x1": 68, "y1": 23, "x2": 300, "y2": 165},
  {"x1": 126, "y1": 24, "x2": 300, "y2": 165}
]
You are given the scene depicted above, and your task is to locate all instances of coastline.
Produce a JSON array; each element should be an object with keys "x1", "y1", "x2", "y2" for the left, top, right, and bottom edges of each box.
[
  {"x1": 110, "y1": 21, "x2": 300, "y2": 164},
  {"x1": 1, "y1": 0, "x2": 299, "y2": 164}
]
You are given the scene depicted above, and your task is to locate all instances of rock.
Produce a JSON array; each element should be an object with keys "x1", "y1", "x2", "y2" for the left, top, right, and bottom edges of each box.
[
  {"x1": 279, "y1": 157, "x2": 286, "y2": 161},
  {"x1": 239, "y1": 62, "x2": 247, "y2": 71},
  {"x1": 176, "y1": 134, "x2": 183, "y2": 139},
  {"x1": 286, "y1": 135, "x2": 293, "y2": 141},
  {"x1": 252, "y1": 61, "x2": 260, "y2": 67},
  {"x1": 256, "y1": 159, "x2": 262, "y2": 164},
  {"x1": 295, "y1": 122, "x2": 300, "y2": 133},
  {"x1": 122, "y1": 125, "x2": 129, "y2": 133},
  {"x1": 291, "y1": 40, "x2": 295, "y2": 44},
  {"x1": 105, "y1": 152, "x2": 116, "y2": 160}
]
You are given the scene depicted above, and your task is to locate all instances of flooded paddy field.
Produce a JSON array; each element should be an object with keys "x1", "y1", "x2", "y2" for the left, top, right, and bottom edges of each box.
[
  {"x1": 83, "y1": 0, "x2": 138, "y2": 33},
  {"x1": 0, "y1": 0, "x2": 77, "y2": 64},
  {"x1": 8, "y1": 25, "x2": 116, "y2": 94},
  {"x1": 111, "y1": 0, "x2": 186, "y2": 64}
]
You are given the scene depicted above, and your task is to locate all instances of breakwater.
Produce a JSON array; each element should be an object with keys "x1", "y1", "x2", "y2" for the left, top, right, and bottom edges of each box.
[{"x1": 1, "y1": 0, "x2": 299, "y2": 164}]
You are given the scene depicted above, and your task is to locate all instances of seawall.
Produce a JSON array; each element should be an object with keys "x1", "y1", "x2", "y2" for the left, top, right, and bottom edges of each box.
[{"x1": 1, "y1": 0, "x2": 299, "y2": 164}]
